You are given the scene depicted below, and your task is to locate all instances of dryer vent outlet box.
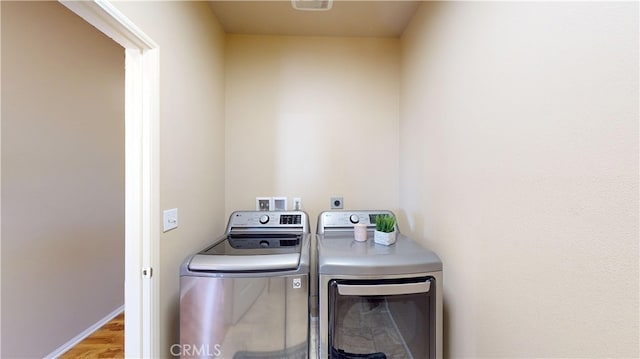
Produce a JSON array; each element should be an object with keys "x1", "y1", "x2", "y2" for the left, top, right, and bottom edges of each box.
[
  {"x1": 331, "y1": 197, "x2": 343, "y2": 209},
  {"x1": 291, "y1": 0, "x2": 332, "y2": 11},
  {"x1": 273, "y1": 197, "x2": 287, "y2": 211}
]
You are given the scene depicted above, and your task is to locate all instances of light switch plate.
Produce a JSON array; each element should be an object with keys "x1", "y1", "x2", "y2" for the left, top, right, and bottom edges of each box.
[{"x1": 163, "y1": 208, "x2": 178, "y2": 232}]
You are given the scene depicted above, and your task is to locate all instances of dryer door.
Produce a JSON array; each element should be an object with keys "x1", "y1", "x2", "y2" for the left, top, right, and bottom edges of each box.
[{"x1": 327, "y1": 277, "x2": 436, "y2": 359}]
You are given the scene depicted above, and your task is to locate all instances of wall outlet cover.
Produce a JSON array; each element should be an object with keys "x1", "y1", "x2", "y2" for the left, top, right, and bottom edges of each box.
[
  {"x1": 273, "y1": 197, "x2": 287, "y2": 211},
  {"x1": 331, "y1": 196, "x2": 343, "y2": 209},
  {"x1": 256, "y1": 197, "x2": 272, "y2": 211}
]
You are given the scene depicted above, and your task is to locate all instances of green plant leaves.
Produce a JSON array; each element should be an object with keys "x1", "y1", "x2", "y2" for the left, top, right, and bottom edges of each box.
[{"x1": 375, "y1": 214, "x2": 396, "y2": 233}]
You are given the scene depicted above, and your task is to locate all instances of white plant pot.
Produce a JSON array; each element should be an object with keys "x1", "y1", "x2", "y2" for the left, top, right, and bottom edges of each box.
[{"x1": 374, "y1": 230, "x2": 397, "y2": 246}]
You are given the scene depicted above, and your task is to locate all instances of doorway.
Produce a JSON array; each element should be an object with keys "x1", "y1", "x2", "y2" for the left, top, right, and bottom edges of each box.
[
  {"x1": 1, "y1": 1, "x2": 158, "y2": 357},
  {"x1": 59, "y1": 1, "x2": 160, "y2": 357}
]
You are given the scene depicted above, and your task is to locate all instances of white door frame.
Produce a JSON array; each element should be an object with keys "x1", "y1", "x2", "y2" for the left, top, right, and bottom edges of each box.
[{"x1": 59, "y1": 1, "x2": 160, "y2": 357}]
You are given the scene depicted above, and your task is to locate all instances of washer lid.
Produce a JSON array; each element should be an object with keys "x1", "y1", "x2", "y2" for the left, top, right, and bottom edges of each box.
[{"x1": 188, "y1": 233, "x2": 302, "y2": 272}]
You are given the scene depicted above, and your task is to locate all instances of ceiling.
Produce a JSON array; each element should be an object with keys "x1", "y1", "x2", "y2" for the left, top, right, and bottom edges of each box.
[{"x1": 208, "y1": 1, "x2": 421, "y2": 38}]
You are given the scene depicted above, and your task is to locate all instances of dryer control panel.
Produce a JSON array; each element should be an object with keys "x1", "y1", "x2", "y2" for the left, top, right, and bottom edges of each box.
[{"x1": 316, "y1": 210, "x2": 396, "y2": 233}]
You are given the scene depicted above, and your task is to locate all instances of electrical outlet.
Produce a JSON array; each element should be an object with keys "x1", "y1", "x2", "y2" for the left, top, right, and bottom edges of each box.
[
  {"x1": 331, "y1": 196, "x2": 343, "y2": 209},
  {"x1": 256, "y1": 197, "x2": 272, "y2": 211}
]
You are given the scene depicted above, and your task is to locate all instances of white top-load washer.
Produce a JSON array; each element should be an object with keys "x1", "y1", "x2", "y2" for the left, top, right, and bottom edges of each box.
[
  {"x1": 180, "y1": 211, "x2": 310, "y2": 359},
  {"x1": 316, "y1": 210, "x2": 442, "y2": 359}
]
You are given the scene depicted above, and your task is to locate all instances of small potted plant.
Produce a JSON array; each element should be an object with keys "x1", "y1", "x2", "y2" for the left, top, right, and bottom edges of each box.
[{"x1": 374, "y1": 214, "x2": 397, "y2": 246}]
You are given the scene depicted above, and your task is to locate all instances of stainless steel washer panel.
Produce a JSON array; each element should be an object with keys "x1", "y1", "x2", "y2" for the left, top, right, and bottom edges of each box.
[
  {"x1": 226, "y1": 210, "x2": 310, "y2": 233},
  {"x1": 180, "y1": 274, "x2": 309, "y2": 359},
  {"x1": 180, "y1": 211, "x2": 311, "y2": 358}
]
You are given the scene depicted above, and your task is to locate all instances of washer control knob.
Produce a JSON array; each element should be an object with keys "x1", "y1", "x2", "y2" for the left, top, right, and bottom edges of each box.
[
  {"x1": 259, "y1": 240, "x2": 269, "y2": 248},
  {"x1": 349, "y1": 214, "x2": 360, "y2": 224},
  {"x1": 259, "y1": 215, "x2": 269, "y2": 224}
]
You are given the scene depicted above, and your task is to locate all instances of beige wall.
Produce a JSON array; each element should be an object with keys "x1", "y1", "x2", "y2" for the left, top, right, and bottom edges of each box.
[
  {"x1": 225, "y1": 35, "x2": 400, "y2": 225},
  {"x1": 1, "y1": 2, "x2": 125, "y2": 357},
  {"x1": 400, "y1": 2, "x2": 639, "y2": 357},
  {"x1": 4, "y1": 2, "x2": 636, "y2": 358},
  {"x1": 111, "y1": 1, "x2": 226, "y2": 356}
]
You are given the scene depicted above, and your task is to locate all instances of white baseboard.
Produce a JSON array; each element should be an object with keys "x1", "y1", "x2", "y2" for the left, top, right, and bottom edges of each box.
[{"x1": 45, "y1": 304, "x2": 125, "y2": 359}]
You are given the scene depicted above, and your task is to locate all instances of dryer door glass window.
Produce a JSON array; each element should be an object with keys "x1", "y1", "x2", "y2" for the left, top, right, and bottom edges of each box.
[{"x1": 328, "y1": 277, "x2": 436, "y2": 359}]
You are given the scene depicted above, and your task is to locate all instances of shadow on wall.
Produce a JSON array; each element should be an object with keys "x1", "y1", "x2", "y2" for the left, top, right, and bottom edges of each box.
[
  {"x1": 443, "y1": 301, "x2": 450, "y2": 357},
  {"x1": 169, "y1": 292, "x2": 180, "y2": 357},
  {"x1": 396, "y1": 208, "x2": 449, "y2": 358},
  {"x1": 396, "y1": 3, "x2": 452, "y2": 357}
]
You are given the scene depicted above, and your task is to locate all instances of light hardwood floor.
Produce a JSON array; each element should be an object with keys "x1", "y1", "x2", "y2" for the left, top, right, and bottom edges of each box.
[{"x1": 59, "y1": 312, "x2": 124, "y2": 359}]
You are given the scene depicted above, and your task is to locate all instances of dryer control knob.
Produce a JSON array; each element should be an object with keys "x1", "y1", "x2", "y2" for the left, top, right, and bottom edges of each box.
[
  {"x1": 259, "y1": 215, "x2": 269, "y2": 224},
  {"x1": 349, "y1": 214, "x2": 360, "y2": 224}
]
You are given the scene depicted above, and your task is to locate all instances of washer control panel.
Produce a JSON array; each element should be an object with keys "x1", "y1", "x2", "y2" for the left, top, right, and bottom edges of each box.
[
  {"x1": 317, "y1": 210, "x2": 395, "y2": 233},
  {"x1": 226, "y1": 211, "x2": 308, "y2": 233}
]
